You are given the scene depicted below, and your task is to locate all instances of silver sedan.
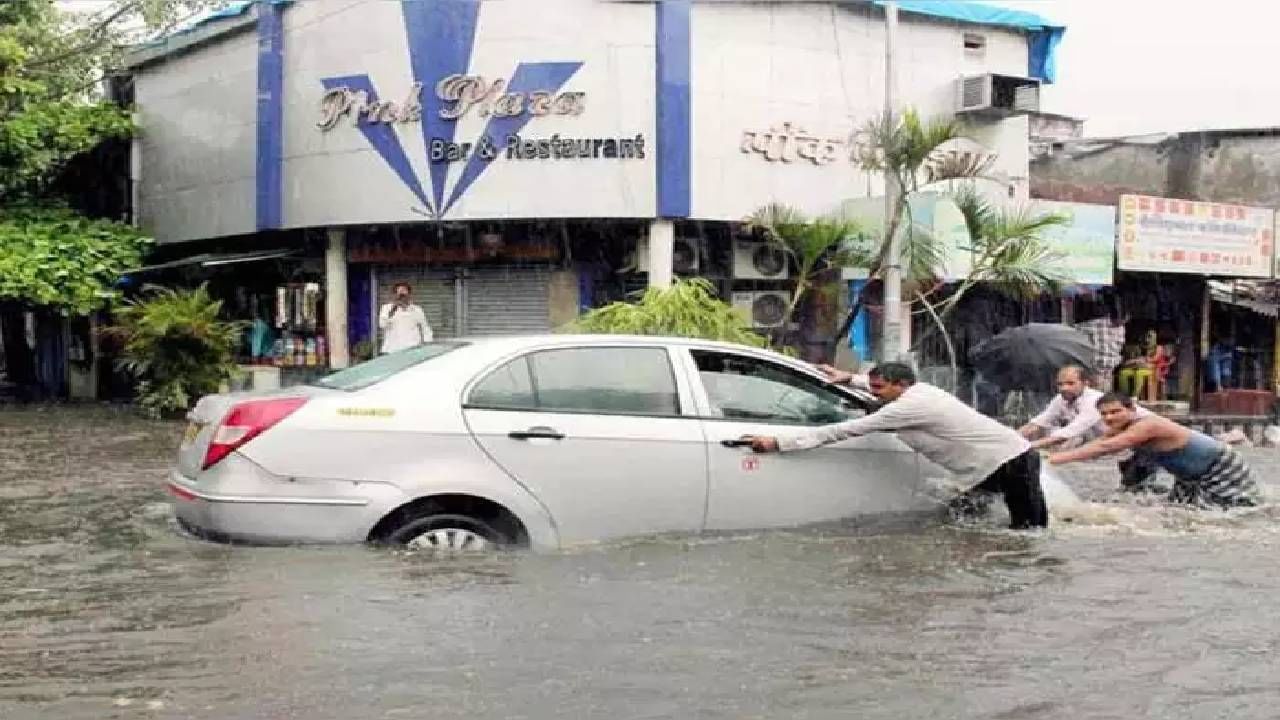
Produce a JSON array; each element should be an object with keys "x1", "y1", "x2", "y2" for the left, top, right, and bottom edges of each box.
[{"x1": 168, "y1": 335, "x2": 942, "y2": 551}]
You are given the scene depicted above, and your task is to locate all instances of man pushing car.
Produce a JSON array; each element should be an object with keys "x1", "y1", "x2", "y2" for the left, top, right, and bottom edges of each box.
[{"x1": 743, "y1": 362, "x2": 1049, "y2": 530}]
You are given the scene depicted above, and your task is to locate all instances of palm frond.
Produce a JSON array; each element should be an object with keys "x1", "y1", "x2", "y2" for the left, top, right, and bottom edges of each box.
[
  {"x1": 949, "y1": 184, "x2": 995, "y2": 249},
  {"x1": 897, "y1": 216, "x2": 947, "y2": 284},
  {"x1": 985, "y1": 206, "x2": 1071, "y2": 245},
  {"x1": 968, "y1": 236, "x2": 1069, "y2": 299},
  {"x1": 922, "y1": 148, "x2": 999, "y2": 185},
  {"x1": 900, "y1": 111, "x2": 963, "y2": 166},
  {"x1": 851, "y1": 116, "x2": 893, "y2": 173},
  {"x1": 744, "y1": 203, "x2": 810, "y2": 239},
  {"x1": 800, "y1": 214, "x2": 869, "y2": 269}
]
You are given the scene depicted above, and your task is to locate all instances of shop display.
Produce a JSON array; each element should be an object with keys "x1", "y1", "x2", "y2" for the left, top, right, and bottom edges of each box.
[{"x1": 242, "y1": 282, "x2": 327, "y2": 367}]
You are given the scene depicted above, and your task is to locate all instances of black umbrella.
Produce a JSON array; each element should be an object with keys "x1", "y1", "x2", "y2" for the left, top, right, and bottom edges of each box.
[{"x1": 969, "y1": 323, "x2": 1094, "y2": 392}]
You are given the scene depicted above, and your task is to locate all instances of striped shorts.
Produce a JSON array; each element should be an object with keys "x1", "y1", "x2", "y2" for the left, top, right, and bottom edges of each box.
[{"x1": 1168, "y1": 446, "x2": 1261, "y2": 509}]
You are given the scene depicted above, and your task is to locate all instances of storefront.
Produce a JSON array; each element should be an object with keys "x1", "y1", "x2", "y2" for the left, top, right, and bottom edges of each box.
[
  {"x1": 122, "y1": 242, "x2": 331, "y2": 384},
  {"x1": 1202, "y1": 279, "x2": 1278, "y2": 414},
  {"x1": 124, "y1": 0, "x2": 1061, "y2": 374},
  {"x1": 1113, "y1": 194, "x2": 1277, "y2": 414},
  {"x1": 342, "y1": 220, "x2": 614, "y2": 359}
]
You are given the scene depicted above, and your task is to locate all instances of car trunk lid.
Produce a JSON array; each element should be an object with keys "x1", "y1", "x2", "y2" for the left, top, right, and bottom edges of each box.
[{"x1": 174, "y1": 387, "x2": 332, "y2": 478}]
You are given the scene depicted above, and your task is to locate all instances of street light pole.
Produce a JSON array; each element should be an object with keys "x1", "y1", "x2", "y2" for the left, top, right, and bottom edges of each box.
[{"x1": 879, "y1": 0, "x2": 903, "y2": 363}]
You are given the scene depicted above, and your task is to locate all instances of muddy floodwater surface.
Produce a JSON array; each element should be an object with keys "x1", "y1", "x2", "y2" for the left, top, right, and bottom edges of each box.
[{"x1": 3, "y1": 405, "x2": 1280, "y2": 720}]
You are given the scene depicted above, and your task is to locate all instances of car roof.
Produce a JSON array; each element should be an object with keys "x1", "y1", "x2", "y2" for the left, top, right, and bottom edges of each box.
[
  {"x1": 447, "y1": 334, "x2": 835, "y2": 384},
  {"x1": 374, "y1": 334, "x2": 876, "y2": 408},
  {"x1": 450, "y1": 333, "x2": 789, "y2": 355}
]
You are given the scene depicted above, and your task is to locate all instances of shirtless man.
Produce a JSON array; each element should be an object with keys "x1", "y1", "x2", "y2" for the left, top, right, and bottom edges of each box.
[
  {"x1": 1019, "y1": 365, "x2": 1158, "y2": 491},
  {"x1": 1048, "y1": 393, "x2": 1260, "y2": 508}
]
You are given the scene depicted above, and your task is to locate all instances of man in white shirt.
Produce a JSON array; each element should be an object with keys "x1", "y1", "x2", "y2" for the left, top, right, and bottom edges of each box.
[
  {"x1": 1020, "y1": 365, "x2": 1158, "y2": 491},
  {"x1": 746, "y1": 362, "x2": 1048, "y2": 529},
  {"x1": 1019, "y1": 365, "x2": 1106, "y2": 450},
  {"x1": 378, "y1": 282, "x2": 432, "y2": 354}
]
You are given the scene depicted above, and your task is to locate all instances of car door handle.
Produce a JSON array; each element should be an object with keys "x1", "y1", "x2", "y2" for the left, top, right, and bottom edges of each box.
[
  {"x1": 508, "y1": 426, "x2": 565, "y2": 441},
  {"x1": 720, "y1": 439, "x2": 753, "y2": 448}
]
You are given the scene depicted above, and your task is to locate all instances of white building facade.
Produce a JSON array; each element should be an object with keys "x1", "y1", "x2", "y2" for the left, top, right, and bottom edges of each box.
[{"x1": 125, "y1": 0, "x2": 1062, "y2": 367}]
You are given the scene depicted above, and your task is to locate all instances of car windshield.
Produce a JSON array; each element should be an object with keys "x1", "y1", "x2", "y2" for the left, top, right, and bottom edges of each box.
[{"x1": 310, "y1": 342, "x2": 467, "y2": 391}]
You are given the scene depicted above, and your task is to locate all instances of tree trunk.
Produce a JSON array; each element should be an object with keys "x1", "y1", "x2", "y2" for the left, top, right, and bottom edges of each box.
[{"x1": 916, "y1": 291, "x2": 957, "y2": 393}]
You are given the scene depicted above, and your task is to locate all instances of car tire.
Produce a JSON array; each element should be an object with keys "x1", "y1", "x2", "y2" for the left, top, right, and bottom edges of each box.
[{"x1": 384, "y1": 509, "x2": 512, "y2": 553}]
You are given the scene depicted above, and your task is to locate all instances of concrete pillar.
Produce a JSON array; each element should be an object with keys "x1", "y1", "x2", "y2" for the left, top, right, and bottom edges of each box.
[
  {"x1": 129, "y1": 112, "x2": 142, "y2": 228},
  {"x1": 647, "y1": 219, "x2": 675, "y2": 289},
  {"x1": 898, "y1": 301, "x2": 913, "y2": 360},
  {"x1": 325, "y1": 229, "x2": 350, "y2": 369},
  {"x1": 548, "y1": 269, "x2": 581, "y2": 329}
]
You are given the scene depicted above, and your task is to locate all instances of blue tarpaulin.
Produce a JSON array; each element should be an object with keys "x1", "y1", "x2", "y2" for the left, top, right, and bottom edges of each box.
[
  {"x1": 138, "y1": 0, "x2": 294, "y2": 50},
  {"x1": 875, "y1": 0, "x2": 1065, "y2": 83},
  {"x1": 147, "y1": 1, "x2": 1062, "y2": 83}
]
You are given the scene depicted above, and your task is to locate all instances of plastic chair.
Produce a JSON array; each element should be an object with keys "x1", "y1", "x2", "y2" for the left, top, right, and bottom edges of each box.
[{"x1": 1117, "y1": 365, "x2": 1152, "y2": 399}]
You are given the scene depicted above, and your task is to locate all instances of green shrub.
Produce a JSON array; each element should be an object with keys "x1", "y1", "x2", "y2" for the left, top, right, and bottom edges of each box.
[
  {"x1": 106, "y1": 285, "x2": 244, "y2": 418},
  {"x1": 567, "y1": 278, "x2": 769, "y2": 349}
]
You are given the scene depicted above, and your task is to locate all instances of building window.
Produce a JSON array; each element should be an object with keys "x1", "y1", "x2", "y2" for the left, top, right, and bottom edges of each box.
[{"x1": 964, "y1": 33, "x2": 987, "y2": 58}]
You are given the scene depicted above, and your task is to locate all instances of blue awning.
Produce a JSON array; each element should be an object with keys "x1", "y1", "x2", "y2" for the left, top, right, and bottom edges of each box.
[{"x1": 875, "y1": 1, "x2": 1065, "y2": 83}]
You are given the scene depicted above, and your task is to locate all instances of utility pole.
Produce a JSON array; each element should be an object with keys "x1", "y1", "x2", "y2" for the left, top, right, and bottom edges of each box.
[{"x1": 879, "y1": 0, "x2": 903, "y2": 363}]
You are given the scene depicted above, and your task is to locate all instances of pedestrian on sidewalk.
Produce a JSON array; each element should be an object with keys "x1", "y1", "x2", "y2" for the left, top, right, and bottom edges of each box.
[
  {"x1": 378, "y1": 282, "x2": 432, "y2": 354},
  {"x1": 1019, "y1": 365, "x2": 1159, "y2": 491},
  {"x1": 745, "y1": 362, "x2": 1049, "y2": 529},
  {"x1": 1048, "y1": 393, "x2": 1261, "y2": 508}
]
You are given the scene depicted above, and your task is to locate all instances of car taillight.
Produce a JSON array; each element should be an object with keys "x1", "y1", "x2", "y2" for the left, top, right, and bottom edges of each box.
[{"x1": 202, "y1": 397, "x2": 308, "y2": 469}]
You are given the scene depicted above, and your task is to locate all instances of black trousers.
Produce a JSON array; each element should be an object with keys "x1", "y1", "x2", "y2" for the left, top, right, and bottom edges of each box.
[
  {"x1": 964, "y1": 450, "x2": 1050, "y2": 529},
  {"x1": 1118, "y1": 454, "x2": 1159, "y2": 490}
]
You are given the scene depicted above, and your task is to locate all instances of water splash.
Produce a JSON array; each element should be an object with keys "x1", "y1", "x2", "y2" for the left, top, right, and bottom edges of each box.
[
  {"x1": 944, "y1": 463, "x2": 1280, "y2": 542},
  {"x1": 1044, "y1": 463, "x2": 1280, "y2": 540},
  {"x1": 1039, "y1": 464, "x2": 1083, "y2": 513}
]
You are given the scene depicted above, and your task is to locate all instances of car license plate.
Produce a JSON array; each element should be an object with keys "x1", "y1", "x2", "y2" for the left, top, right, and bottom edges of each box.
[{"x1": 181, "y1": 422, "x2": 202, "y2": 446}]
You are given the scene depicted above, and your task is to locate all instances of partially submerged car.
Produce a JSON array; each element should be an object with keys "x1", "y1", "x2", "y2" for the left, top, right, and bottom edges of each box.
[{"x1": 168, "y1": 335, "x2": 944, "y2": 551}]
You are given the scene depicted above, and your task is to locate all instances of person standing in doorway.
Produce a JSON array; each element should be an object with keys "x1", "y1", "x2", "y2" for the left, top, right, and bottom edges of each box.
[
  {"x1": 1074, "y1": 307, "x2": 1126, "y2": 392},
  {"x1": 745, "y1": 362, "x2": 1049, "y2": 529},
  {"x1": 378, "y1": 282, "x2": 432, "y2": 354}
]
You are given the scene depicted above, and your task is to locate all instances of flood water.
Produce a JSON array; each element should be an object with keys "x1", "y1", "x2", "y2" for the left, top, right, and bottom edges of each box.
[{"x1": 3, "y1": 405, "x2": 1280, "y2": 720}]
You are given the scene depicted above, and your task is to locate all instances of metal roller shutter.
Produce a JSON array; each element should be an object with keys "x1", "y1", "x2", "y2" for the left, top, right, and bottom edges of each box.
[
  {"x1": 462, "y1": 266, "x2": 552, "y2": 336},
  {"x1": 374, "y1": 266, "x2": 459, "y2": 339}
]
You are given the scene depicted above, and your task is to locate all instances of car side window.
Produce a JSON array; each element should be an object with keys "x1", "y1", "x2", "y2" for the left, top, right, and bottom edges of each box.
[
  {"x1": 468, "y1": 347, "x2": 680, "y2": 416},
  {"x1": 530, "y1": 347, "x2": 679, "y2": 415},
  {"x1": 692, "y1": 350, "x2": 857, "y2": 425},
  {"x1": 469, "y1": 356, "x2": 536, "y2": 409}
]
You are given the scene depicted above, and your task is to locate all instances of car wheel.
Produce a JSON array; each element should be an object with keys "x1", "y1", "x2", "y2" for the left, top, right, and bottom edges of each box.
[{"x1": 385, "y1": 511, "x2": 511, "y2": 553}]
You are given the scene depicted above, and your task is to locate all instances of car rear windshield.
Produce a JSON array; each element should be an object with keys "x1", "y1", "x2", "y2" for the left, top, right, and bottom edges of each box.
[{"x1": 311, "y1": 342, "x2": 467, "y2": 391}]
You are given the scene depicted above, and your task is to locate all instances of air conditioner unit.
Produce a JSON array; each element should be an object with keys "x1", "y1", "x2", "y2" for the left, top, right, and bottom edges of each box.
[
  {"x1": 732, "y1": 291, "x2": 790, "y2": 329},
  {"x1": 634, "y1": 236, "x2": 701, "y2": 274},
  {"x1": 673, "y1": 237, "x2": 700, "y2": 274},
  {"x1": 732, "y1": 239, "x2": 789, "y2": 280},
  {"x1": 956, "y1": 73, "x2": 1040, "y2": 118}
]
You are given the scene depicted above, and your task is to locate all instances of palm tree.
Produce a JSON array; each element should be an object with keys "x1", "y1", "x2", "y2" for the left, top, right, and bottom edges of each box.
[
  {"x1": 834, "y1": 108, "x2": 1067, "y2": 381},
  {"x1": 910, "y1": 184, "x2": 1070, "y2": 383},
  {"x1": 742, "y1": 203, "x2": 873, "y2": 341},
  {"x1": 937, "y1": 184, "x2": 1070, "y2": 319}
]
